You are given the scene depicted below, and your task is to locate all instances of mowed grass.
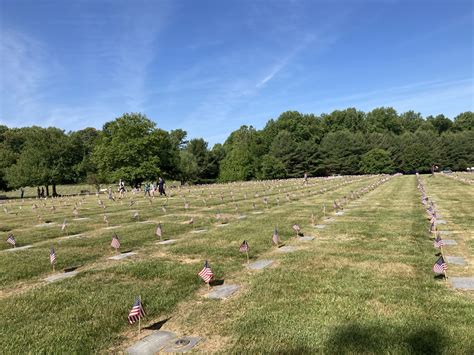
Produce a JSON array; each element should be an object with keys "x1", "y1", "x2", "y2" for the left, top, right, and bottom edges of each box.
[
  {"x1": 157, "y1": 175, "x2": 474, "y2": 353},
  {"x1": 1, "y1": 175, "x2": 380, "y2": 352}
]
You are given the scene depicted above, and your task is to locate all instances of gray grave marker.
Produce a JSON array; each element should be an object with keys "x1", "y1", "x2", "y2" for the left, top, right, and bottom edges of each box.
[
  {"x1": 314, "y1": 224, "x2": 326, "y2": 229},
  {"x1": 298, "y1": 236, "x2": 315, "y2": 241},
  {"x1": 108, "y1": 252, "x2": 136, "y2": 260},
  {"x1": 247, "y1": 259, "x2": 273, "y2": 270},
  {"x1": 278, "y1": 246, "x2": 298, "y2": 253},
  {"x1": 104, "y1": 225, "x2": 121, "y2": 230},
  {"x1": 207, "y1": 284, "x2": 240, "y2": 299},
  {"x1": 162, "y1": 337, "x2": 201, "y2": 353},
  {"x1": 450, "y1": 277, "x2": 474, "y2": 290},
  {"x1": 4, "y1": 245, "x2": 33, "y2": 252},
  {"x1": 335, "y1": 211, "x2": 345, "y2": 216},
  {"x1": 442, "y1": 239, "x2": 457, "y2": 246},
  {"x1": 446, "y1": 256, "x2": 467, "y2": 266},
  {"x1": 126, "y1": 331, "x2": 177, "y2": 355},
  {"x1": 45, "y1": 271, "x2": 78, "y2": 283},
  {"x1": 216, "y1": 223, "x2": 229, "y2": 227},
  {"x1": 191, "y1": 229, "x2": 207, "y2": 234},
  {"x1": 439, "y1": 231, "x2": 453, "y2": 235},
  {"x1": 157, "y1": 239, "x2": 177, "y2": 245},
  {"x1": 437, "y1": 220, "x2": 447, "y2": 224}
]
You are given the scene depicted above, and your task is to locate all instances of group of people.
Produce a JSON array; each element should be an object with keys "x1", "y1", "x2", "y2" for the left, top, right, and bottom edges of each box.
[{"x1": 114, "y1": 178, "x2": 166, "y2": 198}]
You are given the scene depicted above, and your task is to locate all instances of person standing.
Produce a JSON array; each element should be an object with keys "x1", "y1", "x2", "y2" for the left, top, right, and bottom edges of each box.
[{"x1": 158, "y1": 177, "x2": 166, "y2": 196}]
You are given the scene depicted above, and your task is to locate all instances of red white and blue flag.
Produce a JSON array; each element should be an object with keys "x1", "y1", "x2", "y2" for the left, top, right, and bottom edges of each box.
[
  {"x1": 128, "y1": 297, "x2": 145, "y2": 324},
  {"x1": 6, "y1": 234, "x2": 16, "y2": 246},
  {"x1": 433, "y1": 256, "x2": 447, "y2": 274},
  {"x1": 50, "y1": 247, "x2": 56, "y2": 265},
  {"x1": 111, "y1": 233, "x2": 121, "y2": 250},
  {"x1": 198, "y1": 260, "x2": 214, "y2": 283}
]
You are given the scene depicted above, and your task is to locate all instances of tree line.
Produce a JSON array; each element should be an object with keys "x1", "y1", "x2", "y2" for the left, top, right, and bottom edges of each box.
[{"x1": 0, "y1": 108, "x2": 472, "y2": 194}]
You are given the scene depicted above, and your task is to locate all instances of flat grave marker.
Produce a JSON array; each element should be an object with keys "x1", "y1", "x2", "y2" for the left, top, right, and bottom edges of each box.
[
  {"x1": 247, "y1": 259, "x2": 274, "y2": 270},
  {"x1": 335, "y1": 211, "x2": 345, "y2": 216},
  {"x1": 437, "y1": 220, "x2": 447, "y2": 224},
  {"x1": 442, "y1": 239, "x2": 457, "y2": 246},
  {"x1": 446, "y1": 256, "x2": 467, "y2": 266},
  {"x1": 191, "y1": 229, "x2": 207, "y2": 234},
  {"x1": 298, "y1": 236, "x2": 315, "y2": 241},
  {"x1": 314, "y1": 224, "x2": 326, "y2": 229},
  {"x1": 207, "y1": 284, "x2": 240, "y2": 299},
  {"x1": 126, "y1": 331, "x2": 177, "y2": 355},
  {"x1": 278, "y1": 246, "x2": 298, "y2": 253},
  {"x1": 3, "y1": 245, "x2": 33, "y2": 252},
  {"x1": 450, "y1": 277, "x2": 474, "y2": 291},
  {"x1": 162, "y1": 337, "x2": 201, "y2": 353},
  {"x1": 157, "y1": 239, "x2": 177, "y2": 245},
  {"x1": 108, "y1": 252, "x2": 136, "y2": 260},
  {"x1": 44, "y1": 271, "x2": 79, "y2": 283}
]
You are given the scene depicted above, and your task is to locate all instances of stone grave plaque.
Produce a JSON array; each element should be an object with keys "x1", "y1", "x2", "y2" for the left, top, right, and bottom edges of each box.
[
  {"x1": 278, "y1": 246, "x2": 298, "y2": 253},
  {"x1": 247, "y1": 259, "x2": 273, "y2": 270},
  {"x1": 191, "y1": 229, "x2": 207, "y2": 234},
  {"x1": 207, "y1": 284, "x2": 240, "y2": 299},
  {"x1": 108, "y1": 252, "x2": 136, "y2": 260},
  {"x1": 446, "y1": 256, "x2": 467, "y2": 266},
  {"x1": 314, "y1": 224, "x2": 326, "y2": 229},
  {"x1": 335, "y1": 211, "x2": 345, "y2": 216},
  {"x1": 439, "y1": 231, "x2": 453, "y2": 236},
  {"x1": 45, "y1": 271, "x2": 78, "y2": 283},
  {"x1": 4, "y1": 245, "x2": 33, "y2": 252},
  {"x1": 436, "y1": 220, "x2": 447, "y2": 224},
  {"x1": 238, "y1": 215, "x2": 247, "y2": 219},
  {"x1": 252, "y1": 211, "x2": 264, "y2": 214},
  {"x1": 74, "y1": 217, "x2": 90, "y2": 221},
  {"x1": 157, "y1": 239, "x2": 177, "y2": 245},
  {"x1": 61, "y1": 234, "x2": 84, "y2": 240},
  {"x1": 442, "y1": 239, "x2": 457, "y2": 246},
  {"x1": 325, "y1": 218, "x2": 335, "y2": 222},
  {"x1": 36, "y1": 222, "x2": 56, "y2": 227},
  {"x1": 126, "y1": 331, "x2": 177, "y2": 355},
  {"x1": 162, "y1": 336, "x2": 201, "y2": 353},
  {"x1": 216, "y1": 223, "x2": 229, "y2": 227},
  {"x1": 450, "y1": 277, "x2": 474, "y2": 290},
  {"x1": 298, "y1": 236, "x2": 314, "y2": 241},
  {"x1": 104, "y1": 225, "x2": 121, "y2": 230},
  {"x1": 138, "y1": 221, "x2": 155, "y2": 224}
]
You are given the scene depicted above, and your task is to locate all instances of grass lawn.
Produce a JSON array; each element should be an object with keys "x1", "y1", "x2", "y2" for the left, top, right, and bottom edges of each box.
[{"x1": 0, "y1": 174, "x2": 472, "y2": 353}]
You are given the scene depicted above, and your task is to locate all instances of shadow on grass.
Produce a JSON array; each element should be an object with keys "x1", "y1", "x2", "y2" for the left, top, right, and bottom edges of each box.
[
  {"x1": 144, "y1": 317, "x2": 171, "y2": 330},
  {"x1": 210, "y1": 279, "x2": 225, "y2": 286},
  {"x1": 326, "y1": 322, "x2": 447, "y2": 354}
]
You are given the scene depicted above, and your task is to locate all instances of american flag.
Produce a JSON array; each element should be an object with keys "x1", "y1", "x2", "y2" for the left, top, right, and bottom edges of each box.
[
  {"x1": 272, "y1": 227, "x2": 279, "y2": 245},
  {"x1": 188, "y1": 217, "x2": 194, "y2": 225},
  {"x1": 198, "y1": 260, "x2": 214, "y2": 283},
  {"x1": 111, "y1": 233, "x2": 121, "y2": 249},
  {"x1": 128, "y1": 297, "x2": 146, "y2": 324},
  {"x1": 50, "y1": 247, "x2": 56, "y2": 265},
  {"x1": 239, "y1": 240, "x2": 249, "y2": 253},
  {"x1": 433, "y1": 256, "x2": 447, "y2": 274},
  {"x1": 6, "y1": 233, "x2": 16, "y2": 246},
  {"x1": 433, "y1": 235, "x2": 444, "y2": 248},
  {"x1": 292, "y1": 224, "x2": 301, "y2": 233},
  {"x1": 156, "y1": 223, "x2": 162, "y2": 238}
]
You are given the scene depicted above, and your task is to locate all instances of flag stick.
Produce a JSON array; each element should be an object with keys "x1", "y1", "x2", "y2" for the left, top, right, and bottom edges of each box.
[
  {"x1": 246, "y1": 250, "x2": 249, "y2": 264},
  {"x1": 52, "y1": 264, "x2": 55, "y2": 272},
  {"x1": 138, "y1": 295, "x2": 141, "y2": 333},
  {"x1": 440, "y1": 246, "x2": 448, "y2": 281},
  {"x1": 207, "y1": 282, "x2": 210, "y2": 291}
]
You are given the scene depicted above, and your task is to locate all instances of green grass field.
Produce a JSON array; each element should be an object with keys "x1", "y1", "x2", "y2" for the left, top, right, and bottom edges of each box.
[{"x1": 1, "y1": 174, "x2": 473, "y2": 353}]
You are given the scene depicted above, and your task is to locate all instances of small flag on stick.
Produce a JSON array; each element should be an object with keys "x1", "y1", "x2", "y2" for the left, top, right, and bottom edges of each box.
[
  {"x1": 272, "y1": 227, "x2": 279, "y2": 246},
  {"x1": 128, "y1": 296, "x2": 146, "y2": 328},
  {"x1": 50, "y1": 247, "x2": 56, "y2": 271},
  {"x1": 156, "y1": 223, "x2": 162, "y2": 239},
  {"x1": 198, "y1": 260, "x2": 214, "y2": 285},
  {"x1": 433, "y1": 235, "x2": 444, "y2": 249},
  {"x1": 111, "y1": 233, "x2": 121, "y2": 251},
  {"x1": 6, "y1": 233, "x2": 16, "y2": 247},
  {"x1": 239, "y1": 240, "x2": 250, "y2": 263},
  {"x1": 433, "y1": 256, "x2": 447, "y2": 274}
]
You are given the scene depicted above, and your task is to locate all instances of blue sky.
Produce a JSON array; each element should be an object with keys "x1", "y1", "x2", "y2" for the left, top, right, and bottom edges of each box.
[{"x1": 1, "y1": 0, "x2": 472, "y2": 145}]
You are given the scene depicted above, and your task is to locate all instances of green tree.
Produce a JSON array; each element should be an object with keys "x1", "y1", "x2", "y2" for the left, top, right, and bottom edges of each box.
[{"x1": 360, "y1": 148, "x2": 395, "y2": 174}]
